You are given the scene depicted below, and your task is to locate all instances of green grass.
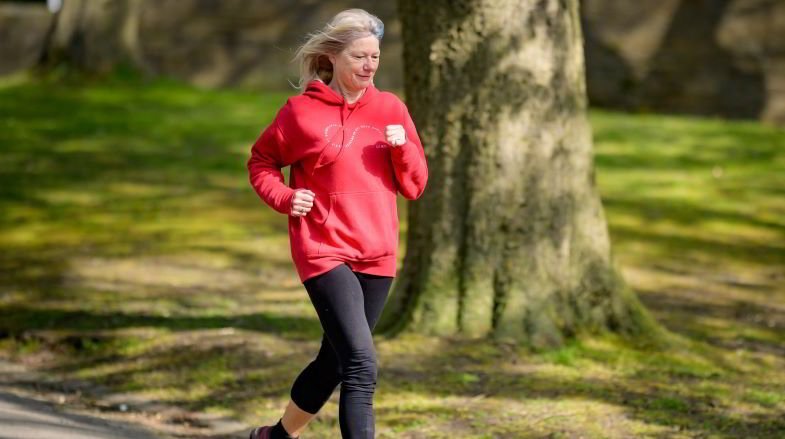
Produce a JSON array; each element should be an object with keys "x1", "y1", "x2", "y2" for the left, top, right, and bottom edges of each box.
[{"x1": 1, "y1": 74, "x2": 784, "y2": 438}]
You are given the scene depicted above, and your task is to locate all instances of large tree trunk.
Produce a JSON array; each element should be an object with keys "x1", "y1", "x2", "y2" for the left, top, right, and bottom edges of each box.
[{"x1": 376, "y1": 0, "x2": 663, "y2": 348}]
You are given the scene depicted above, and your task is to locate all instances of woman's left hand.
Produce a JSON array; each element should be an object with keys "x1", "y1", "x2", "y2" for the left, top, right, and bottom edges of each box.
[{"x1": 385, "y1": 125, "x2": 406, "y2": 147}]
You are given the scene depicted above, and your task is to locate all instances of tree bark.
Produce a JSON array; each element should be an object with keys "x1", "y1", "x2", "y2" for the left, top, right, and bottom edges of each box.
[{"x1": 376, "y1": 0, "x2": 663, "y2": 348}]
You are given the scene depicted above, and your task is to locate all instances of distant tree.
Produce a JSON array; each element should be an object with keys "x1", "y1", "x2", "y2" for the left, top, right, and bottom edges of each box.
[
  {"x1": 376, "y1": 0, "x2": 664, "y2": 347},
  {"x1": 38, "y1": 0, "x2": 151, "y2": 75}
]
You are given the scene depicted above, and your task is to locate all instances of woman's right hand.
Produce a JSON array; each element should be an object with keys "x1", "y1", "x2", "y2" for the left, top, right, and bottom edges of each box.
[{"x1": 290, "y1": 189, "x2": 315, "y2": 217}]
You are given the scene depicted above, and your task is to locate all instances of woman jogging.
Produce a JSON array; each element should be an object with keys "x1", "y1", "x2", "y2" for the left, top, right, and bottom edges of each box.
[{"x1": 246, "y1": 8, "x2": 428, "y2": 439}]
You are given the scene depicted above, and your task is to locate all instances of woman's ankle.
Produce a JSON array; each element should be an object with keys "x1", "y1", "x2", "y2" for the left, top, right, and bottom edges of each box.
[{"x1": 271, "y1": 418, "x2": 299, "y2": 439}]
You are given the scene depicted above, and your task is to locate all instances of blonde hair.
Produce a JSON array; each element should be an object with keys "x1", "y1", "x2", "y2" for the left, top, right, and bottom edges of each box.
[{"x1": 292, "y1": 9, "x2": 384, "y2": 90}]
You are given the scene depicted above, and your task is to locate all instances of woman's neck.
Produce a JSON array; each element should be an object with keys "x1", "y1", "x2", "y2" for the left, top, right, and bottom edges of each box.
[{"x1": 328, "y1": 79, "x2": 365, "y2": 104}]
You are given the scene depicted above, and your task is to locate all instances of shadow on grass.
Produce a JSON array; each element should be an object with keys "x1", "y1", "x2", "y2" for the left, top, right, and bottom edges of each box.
[
  {"x1": 635, "y1": 289, "x2": 785, "y2": 357},
  {"x1": 608, "y1": 224, "x2": 785, "y2": 266},
  {"x1": 69, "y1": 327, "x2": 780, "y2": 438},
  {"x1": 373, "y1": 337, "x2": 785, "y2": 438},
  {"x1": 604, "y1": 196, "x2": 785, "y2": 238},
  {"x1": 0, "y1": 305, "x2": 321, "y2": 341}
]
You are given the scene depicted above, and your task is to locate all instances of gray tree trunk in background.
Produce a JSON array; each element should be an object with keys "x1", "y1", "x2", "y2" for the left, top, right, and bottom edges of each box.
[
  {"x1": 39, "y1": 0, "x2": 151, "y2": 75},
  {"x1": 376, "y1": 0, "x2": 663, "y2": 347}
]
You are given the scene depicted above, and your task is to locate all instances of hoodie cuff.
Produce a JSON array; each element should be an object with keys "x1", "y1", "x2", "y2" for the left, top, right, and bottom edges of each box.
[
  {"x1": 389, "y1": 140, "x2": 417, "y2": 164},
  {"x1": 275, "y1": 187, "x2": 296, "y2": 215}
]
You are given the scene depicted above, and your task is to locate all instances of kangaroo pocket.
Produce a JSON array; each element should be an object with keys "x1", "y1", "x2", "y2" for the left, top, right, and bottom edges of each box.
[
  {"x1": 318, "y1": 190, "x2": 397, "y2": 260},
  {"x1": 291, "y1": 189, "x2": 330, "y2": 257}
]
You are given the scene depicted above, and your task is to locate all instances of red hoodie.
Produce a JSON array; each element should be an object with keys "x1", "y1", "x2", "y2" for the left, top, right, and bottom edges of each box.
[{"x1": 247, "y1": 80, "x2": 428, "y2": 283}]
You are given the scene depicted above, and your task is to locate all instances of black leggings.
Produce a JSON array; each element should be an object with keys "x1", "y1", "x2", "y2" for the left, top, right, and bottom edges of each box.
[{"x1": 290, "y1": 263, "x2": 393, "y2": 439}]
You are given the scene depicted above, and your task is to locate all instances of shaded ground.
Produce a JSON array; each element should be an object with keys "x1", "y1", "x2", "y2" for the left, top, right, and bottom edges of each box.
[
  {"x1": 0, "y1": 389, "x2": 163, "y2": 439},
  {"x1": 0, "y1": 75, "x2": 783, "y2": 438},
  {"x1": 0, "y1": 359, "x2": 244, "y2": 438}
]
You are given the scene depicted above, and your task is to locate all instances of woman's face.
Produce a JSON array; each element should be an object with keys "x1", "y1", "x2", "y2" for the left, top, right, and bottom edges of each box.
[{"x1": 329, "y1": 35, "x2": 380, "y2": 93}]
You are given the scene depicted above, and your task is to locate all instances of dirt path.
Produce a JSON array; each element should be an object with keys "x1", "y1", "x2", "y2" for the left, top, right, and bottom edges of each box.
[
  {"x1": 0, "y1": 359, "x2": 248, "y2": 439},
  {"x1": 0, "y1": 388, "x2": 165, "y2": 439}
]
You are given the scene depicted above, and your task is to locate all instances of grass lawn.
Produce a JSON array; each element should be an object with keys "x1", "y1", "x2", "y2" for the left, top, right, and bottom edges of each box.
[{"x1": 1, "y1": 74, "x2": 783, "y2": 438}]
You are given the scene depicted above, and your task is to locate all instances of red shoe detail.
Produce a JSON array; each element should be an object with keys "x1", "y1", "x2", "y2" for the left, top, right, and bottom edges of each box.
[{"x1": 249, "y1": 425, "x2": 272, "y2": 439}]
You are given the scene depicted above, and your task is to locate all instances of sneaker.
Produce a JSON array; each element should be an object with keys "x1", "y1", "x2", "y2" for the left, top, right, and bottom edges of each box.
[{"x1": 249, "y1": 425, "x2": 272, "y2": 439}]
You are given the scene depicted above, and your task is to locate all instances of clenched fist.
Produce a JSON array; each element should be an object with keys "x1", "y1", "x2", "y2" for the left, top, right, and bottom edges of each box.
[
  {"x1": 291, "y1": 188, "x2": 315, "y2": 217},
  {"x1": 385, "y1": 124, "x2": 406, "y2": 147}
]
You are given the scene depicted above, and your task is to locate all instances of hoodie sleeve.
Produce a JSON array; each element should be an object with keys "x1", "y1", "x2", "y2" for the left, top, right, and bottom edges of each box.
[
  {"x1": 247, "y1": 107, "x2": 296, "y2": 215},
  {"x1": 390, "y1": 101, "x2": 429, "y2": 200}
]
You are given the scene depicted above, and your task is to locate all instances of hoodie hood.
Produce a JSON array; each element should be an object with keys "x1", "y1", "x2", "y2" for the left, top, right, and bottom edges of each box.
[{"x1": 304, "y1": 79, "x2": 379, "y2": 108}]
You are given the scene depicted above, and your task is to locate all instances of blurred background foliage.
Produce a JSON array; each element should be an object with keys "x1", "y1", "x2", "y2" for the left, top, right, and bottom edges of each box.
[{"x1": 1, "y1": 0, "x2": 784, "y2": 125}]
